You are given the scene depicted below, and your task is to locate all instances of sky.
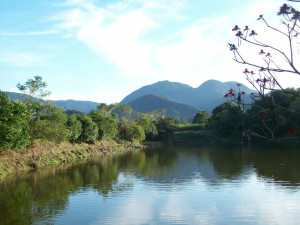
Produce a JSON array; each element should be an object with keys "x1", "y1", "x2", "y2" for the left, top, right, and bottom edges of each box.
[{"x1": 1, "y1": 0, "x2": 299, "y2": 103}]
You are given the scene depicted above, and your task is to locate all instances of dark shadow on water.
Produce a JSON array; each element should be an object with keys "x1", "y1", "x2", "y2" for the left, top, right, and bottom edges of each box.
[{"x1": 1, "y1": 143, "x2": 300, "y2": 225}]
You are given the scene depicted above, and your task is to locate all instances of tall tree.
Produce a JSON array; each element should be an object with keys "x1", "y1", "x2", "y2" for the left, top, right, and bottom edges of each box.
[
  {"x1": 90, "y1": 110, "x2": 118, "y2": 140},
  {"x1": 210, "y1": 102, "x2": 244, "y2": 131},
  {"x1": 67, "y1": 114, "x2": 82, "y2": 143},
  {"x1": 229, "y1": 3, "x2": 300, "y2": 95},
  {"x1": 78, "y1": 115, "x2": 98, "y2": 143},
  {"x1": 192, "y1": 111, "x2": 210, "y2": 125},
  {"x1": 17, "y1": 75, "x2": 51, "y2": 101},
  {"x1": 0, "y1": 92, "x2": 31, "y2": 151},
  {"x1": 228, "y1": 2, "x2": 300, "y2": 139},
  {"x1": 30, "y1": 104, "x2": 70, "y2": 143}
]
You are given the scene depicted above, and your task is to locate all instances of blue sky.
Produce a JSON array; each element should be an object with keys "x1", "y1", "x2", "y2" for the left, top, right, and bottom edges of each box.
[{"x1": 1, "y1": 0, "x2": 299, "y2": 103}]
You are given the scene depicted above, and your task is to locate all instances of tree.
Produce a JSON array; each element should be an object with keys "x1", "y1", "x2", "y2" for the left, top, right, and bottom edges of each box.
[
  {"x1": 17, "y1": 76, "x2": 52, "y2": 120},
  {"x1": 17, "y1": 76, "x2": 51, "y2": 101},
  {"x1": 16, "y1": 76, "x2": 72, "y2": 143},
  {"x1": 229, "y1": 3, "x2": 300, "y2": 96},
  {"x1": 90, "y1": 110, "x2": 118, "y2": 140},
  {"x1": 155, "y1": 117, "x2": 178, "y2": 144},
  {"x1": 228, "y1": 2, "x2": 300, "y2": 139},
  {"x1": 30, "y1": 104, "x2": 70, "y2": 143},
  {"x1": 126, "y1": 124, "x2": 146, "y2": 143},
  {"x1": 67, "y1": 114, "x2": 82, "y2": 143},
  {"x1": 0, "y1": 92, "x2": 31, "y2": 151},
  {"x1": 78, "y1": 115, "x2": 98, "y2": 143},
  {"x1": 244, "y1": 88, "x2": 300, "y2": 140},
  {"x1": 210, "y1": 102, "x2": 244, "y2": 131},
  {"x1": 192, "y1": 111, "x2": 210, "y2": 125},
  {"x1": 136, "y1": 113, "x2": 158, "y2": 140}
]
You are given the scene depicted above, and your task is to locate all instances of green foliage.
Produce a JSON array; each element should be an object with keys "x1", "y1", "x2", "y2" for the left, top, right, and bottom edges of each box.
[
  {"x1": 67, "y1": 114, "x2": 82, "y2": 143},
  {"x1": 117, "y1": 119, "x2": 145, "y2": 143},
  {"x1": 126, "y1": 124, "x2": 146, "y2": 143},
  {"x1": 114, "y1": 104, "x2": 133, "y2": 119},
  {"x1": 244, "y1": 89, "x2": 300, "y2": 140},
  {"x1": 136, "y1": 113, "x2": 158, "y2": 140},
  {"x1": 210, "y1": 102, "x2": 244, "y2": 131},
  {"x1": 192, "y1": 111, "x2": 210, "y2": 125},
  {"x1": 155, "y1": 117, "x2": 178, "y2": 143},
  {"x1": 176, "y1": 123, "x2": 205, "y2": 131},
  {"x1": 30, "y1": 104, "x2": 70, "y2": 143},
  {"x1": 78, "y1": 115, "x2": 98, "y2": 143},
  {"x1": 17, "y1": 76, "x2": 51, "y2": 100},
  {"x1": 90, "y1": 110, "x2": 118, "y2": 140},
  {"x1": 0, "y1": 92, "x2": 31, "y2": 151}
]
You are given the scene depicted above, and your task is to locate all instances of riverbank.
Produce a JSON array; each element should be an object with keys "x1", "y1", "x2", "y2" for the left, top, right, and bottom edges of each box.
[{"x1": 0, "y1": 140, "x2": 140, "y2": 181}]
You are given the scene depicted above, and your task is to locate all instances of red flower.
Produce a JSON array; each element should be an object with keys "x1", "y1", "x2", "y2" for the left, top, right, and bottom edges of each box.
[
  {"x1": 288, "y1": 128, "x2": 297, "y2": 135},
  {"x1": 258, "y1": 113, "x2": 265, "y2": 119}
]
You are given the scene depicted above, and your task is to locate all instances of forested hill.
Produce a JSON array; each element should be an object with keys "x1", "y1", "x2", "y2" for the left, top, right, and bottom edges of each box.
[
  {"x1": 5, "y1": 92, "x2": 99, "y2": 113},
  {"x1": 4, "y1": 79, "x2": 255, "y2": 117},
  {"x1": 121, "y1": 79, "x2": 255, "y2": 112},
  {"x1": 127, "y1": 94, "x2": 198, "y2": 119}
]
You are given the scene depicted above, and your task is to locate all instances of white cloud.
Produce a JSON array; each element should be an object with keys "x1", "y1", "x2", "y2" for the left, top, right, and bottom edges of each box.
[
  {"x1": 53, "y1": 0, "x2": 231, "y2": 86},
  {"x1": 0, "y1": 52, "x2": 45, "y2": 67},
  {"x1": 52, "y1": 0, "x2": 299, "y2": 95}
]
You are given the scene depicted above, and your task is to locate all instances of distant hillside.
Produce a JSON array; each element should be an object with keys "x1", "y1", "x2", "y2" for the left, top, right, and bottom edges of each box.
[
  {"x1": 121, "y1": 80, "x2": 197, "y2": 105},
  {"x1": 53, "y1": 100, "x2": 99, "y2": 113},
  {"x1": 5, "y1": 92, "x2": 99, "y2": 113},
  {"x1": 127, "y1": 94, "x2": 198, "y2": 120},
  {"x1": 4, "y1": 79, "x2": 256, "y2": 117},
  {"x1": 121, "y1": 79, "x2": 255, "y2": 112}
]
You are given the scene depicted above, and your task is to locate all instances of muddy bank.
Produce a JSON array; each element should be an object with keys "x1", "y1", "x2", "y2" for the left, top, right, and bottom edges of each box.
[{"x1": 0, "y1": 140, "x2": 139, "y2": 181}]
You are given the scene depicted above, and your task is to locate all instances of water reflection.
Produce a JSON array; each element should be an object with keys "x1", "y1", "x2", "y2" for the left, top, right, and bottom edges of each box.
[{"x1": 1, "y1": 144, "x2": 300, "y2": 225}]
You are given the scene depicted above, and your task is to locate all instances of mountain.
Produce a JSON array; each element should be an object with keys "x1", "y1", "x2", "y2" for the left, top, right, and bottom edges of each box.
[
  {"x1": 121, "y1": 79, "x2": 255, "y2": 112},
  {"x1": 52, "y1": 100, "x2": 99, "y2": 113},
  {"x1": 4, "y1": 79, "x2": 256, "y2": 117},
  {"x1": 121, "y1": 80, "x2": 197, "y2": 106},
  {"x1": 5, "y1": 92, "x2": 99, "y2": 113},
  {"x1": 127, "y1": 94, "x2": 198, "y2": 119}
]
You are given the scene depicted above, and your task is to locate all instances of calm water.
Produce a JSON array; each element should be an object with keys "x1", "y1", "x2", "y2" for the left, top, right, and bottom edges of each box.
[{"x1": 1, "y1": 143, "x2": 300, "y2": 225}]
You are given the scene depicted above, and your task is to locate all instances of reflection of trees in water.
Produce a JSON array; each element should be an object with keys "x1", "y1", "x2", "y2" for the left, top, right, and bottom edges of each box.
[
  {"x1": 0, "y1": 149, "x2": 178, "y2": 225},
  {"x1": 1, "y1": 145, "x2": 300, "y2": 225},
  {"x1": 115, "y1": 148, "x2": 178, "y2": 179},
  {"x1": 206, "y1": 144, "x2": 300, "y2": 187},
  {"x1": 0, "y1": 181, "x2": 34, "y2": 225},
  {"x1": 247, "y1": 147, "x2": 300, "y2": 187},
  {"x1": 207, "y1": 146, "x2": 247, "y2": 180}
]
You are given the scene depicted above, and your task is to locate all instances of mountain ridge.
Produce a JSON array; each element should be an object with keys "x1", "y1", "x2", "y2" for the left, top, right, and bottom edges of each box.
[
  {"x1": 4, "y1": 79, "x2": 256, "y2": 117},
  {"x1": 121, "y1": 79, "x2": 255, "y2": 112}
]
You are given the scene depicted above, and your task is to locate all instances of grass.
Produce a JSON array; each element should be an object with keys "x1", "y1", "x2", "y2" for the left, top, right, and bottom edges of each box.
[{"x1": 0, "y1": 140, "x2": 138, "y2": 181}]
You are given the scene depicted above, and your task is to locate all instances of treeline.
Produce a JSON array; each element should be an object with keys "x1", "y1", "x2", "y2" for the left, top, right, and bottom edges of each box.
[
  {"x1": 207, "y1": 88, "x2": 300, "y2": 140},
  {"x1": 0, "y1": 89, "x2": 184, "y2": 152},
  {"x1": 1, "y1": 76, "x2": 299, "y2": 152}
]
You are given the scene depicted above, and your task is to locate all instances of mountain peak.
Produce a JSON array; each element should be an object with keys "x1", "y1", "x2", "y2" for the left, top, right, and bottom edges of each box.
[{"x1": 121, "y1": 79, "x2": 255, "y2": 112}]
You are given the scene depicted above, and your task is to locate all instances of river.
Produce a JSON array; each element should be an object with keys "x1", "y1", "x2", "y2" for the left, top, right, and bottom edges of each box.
[{"x1": 1, "y1": 143, "x2": 300, "y2": 225}]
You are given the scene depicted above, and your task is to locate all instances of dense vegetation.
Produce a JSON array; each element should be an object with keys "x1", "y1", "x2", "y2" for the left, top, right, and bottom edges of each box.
[
  {"x1": 1, "y1": 75, "x2": 300, "y2": 154},
  {"x1": 2, "y1": 2, "x2": 300, "y2": 154},
  {"x1": 0, "y1": 77, "x2": 184, "y2": 152},
  {"x1": 226, "y1": 2, "x2": 300, "y2": 141}
]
